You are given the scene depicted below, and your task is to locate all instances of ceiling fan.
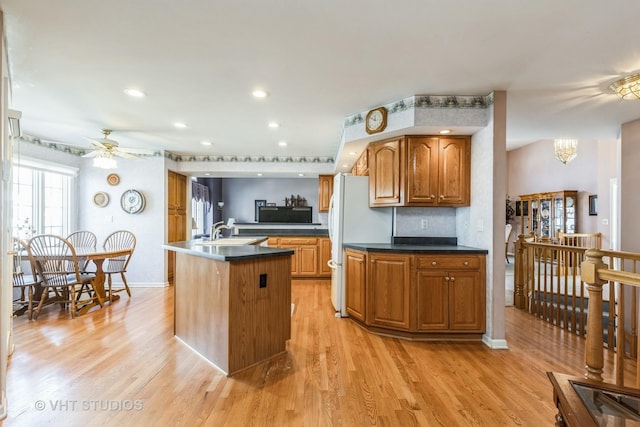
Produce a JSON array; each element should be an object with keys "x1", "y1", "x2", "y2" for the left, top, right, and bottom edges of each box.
[{"x1": 83, "y1": 129, "x2": 155, "y2": 169}]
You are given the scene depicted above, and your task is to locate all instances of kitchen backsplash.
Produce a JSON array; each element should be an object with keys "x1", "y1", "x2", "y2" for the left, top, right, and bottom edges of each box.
[{"x1": 394, "y1": 207, "x2": 456, "y2": 237}]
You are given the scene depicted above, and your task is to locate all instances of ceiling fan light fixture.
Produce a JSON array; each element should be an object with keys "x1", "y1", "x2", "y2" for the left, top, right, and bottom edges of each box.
[
  {"x1": 93, "y1": 153, "x2": 118, "y2": 169},
  {"x1": 554, "y1": 139, "x2": 578, "y2": 164},
  {"x1": 610, "y1": 72, "x2": 640, "y2": 99}
]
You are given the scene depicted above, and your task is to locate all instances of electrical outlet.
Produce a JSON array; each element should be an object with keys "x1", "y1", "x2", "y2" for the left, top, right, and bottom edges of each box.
[
  {"x1": 421, "y1": 219, "x2": 429, "y2": 229},
  {"x1": 476, "y1": 220, "x2": 484, "y2": 232},
  {"x1": 602, "y1": 219, "x2": 609, "y2": 225}
]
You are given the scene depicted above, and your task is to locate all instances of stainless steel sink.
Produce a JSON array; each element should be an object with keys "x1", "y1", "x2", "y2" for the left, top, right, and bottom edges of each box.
[{"x1": 194, "y1": 238, "x2": 259, "y2": 246}]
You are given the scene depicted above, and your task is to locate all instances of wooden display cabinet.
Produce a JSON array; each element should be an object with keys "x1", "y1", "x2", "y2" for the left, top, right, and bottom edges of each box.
[{"x1": 519, "y1": 190, "x2": 578, "y2": 241}]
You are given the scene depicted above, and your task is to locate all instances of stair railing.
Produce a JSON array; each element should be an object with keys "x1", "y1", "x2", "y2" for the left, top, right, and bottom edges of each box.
[{"x1": 582, "y1": 249, "x2": 640, "y2": 386}]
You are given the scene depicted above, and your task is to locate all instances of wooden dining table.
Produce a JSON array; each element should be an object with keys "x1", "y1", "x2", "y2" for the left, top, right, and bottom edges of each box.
[{"x1": 73, "y1": 247, "x2": 133, "y2": 314}]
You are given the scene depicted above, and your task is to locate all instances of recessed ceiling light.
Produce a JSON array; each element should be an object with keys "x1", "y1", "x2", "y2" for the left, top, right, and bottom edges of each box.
[
  {"x1": 257, "y1": 173, "x2": 263, "y2": 176},
  {"x1": 201, "y1": 141, "x2": 212, "y2": 146},
  {"x1": 349, "y1": 151, "x2": 357, "y2": 156},
  {"x1": 343, "y1": 164, "x2": 349, "y2": 168},
  {"x1": 298, "y1": 173, "x2": 304, "y2": 177},
  {"x1": 439, "y1": 129, "x2": 452, "y2": 134},
  {"x1": 278, "y1": 141, "x2": 287, "y2": 147},
  {"x1": 204, "y1": 173, "x2": 211, "y2": 176},
  {"x1": 268, "y1": 122, "x2": 280, "y2": 129},
  {"x1": 252, "y1": 89, "x2": 268, "y2": 98},
  {"x1": 123, "y1": 88, "x2": 146, "y2": 98},
  {"x1": 173, "y1": 122, "x2": 187, "y2": 129}
]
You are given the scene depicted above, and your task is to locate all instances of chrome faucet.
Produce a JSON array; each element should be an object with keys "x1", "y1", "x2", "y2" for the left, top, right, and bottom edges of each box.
[{"x1": 210, "y1": 221, "x2": 232, "y2": 240}]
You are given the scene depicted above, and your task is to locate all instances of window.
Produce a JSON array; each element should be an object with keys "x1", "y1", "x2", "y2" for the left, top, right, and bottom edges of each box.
[{"x1": 12, "y1": 158, "x2": 77, "y2": 239}]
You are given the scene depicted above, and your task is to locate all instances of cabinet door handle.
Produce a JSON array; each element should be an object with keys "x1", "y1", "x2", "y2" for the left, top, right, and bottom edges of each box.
[
  {"x1": 463, "y1": 261, "x2": 469, "y2": 266},
  {"x1": 439, "y1": 195, "x2": 444, "y2": 199},
  {"x1": 445, "y1": 277, "x2": 450, "y2": 281},
  {"x1": 450, "y1": 277, "x2": 456, "y2": 281},
  {"x1": 430, "y1": 194, "x2": 435, "y2": 199},
  {"x1": 431, "y1": 261, "x2": 437, "y2": 266}
]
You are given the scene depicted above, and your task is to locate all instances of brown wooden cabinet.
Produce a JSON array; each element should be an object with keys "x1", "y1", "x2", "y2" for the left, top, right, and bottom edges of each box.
[
  {"x1": 167, "y1": 170, "x2": 188, "y2": 284},
  {"x1": 269, "y1": 236, "x2": 330, "y2": 278},
  {"x1": 344, "y1": 249, "x2": 486, "y2": 339},
  {"x1": 366, "y1": 252, "x2": 411, "y2": 330},
  {"x1": 344, "y1": 249, "x2": 366, "y2": 322},
  {"x1": 368, "y1": 135, "x2": 470, "y2": 207},
  {"x1": 415, "y1": 255, "x2": 485, "y2": 332},
  {"x1": 318, "y1": 175, "x2": 334, "y2": 213},
  {"x1": 368, "y1": 137, "x2": 404, "y2": 206},
  {"x1": 319, "y1": 237, "x2": 332, "y2": 277},
  {"x1": 518, "y1": 190, "x2": 578, "y2": 240},
  {"x1": 351, "y1": 149, "x2": 369, "y2": 176}
]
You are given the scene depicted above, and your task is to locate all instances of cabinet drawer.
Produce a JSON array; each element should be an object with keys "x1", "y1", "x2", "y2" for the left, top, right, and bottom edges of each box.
[
  {"x1": 416, "y1": 256, "x2": 480, "y2": 270},
  {"x1": 279, "y1": 237, "x2": 318, "y2": 245}
]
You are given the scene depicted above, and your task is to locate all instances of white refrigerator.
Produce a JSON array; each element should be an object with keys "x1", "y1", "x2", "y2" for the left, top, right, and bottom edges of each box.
[{"x1": 328, "y1": 174, "x2": 393, "y2": 317}]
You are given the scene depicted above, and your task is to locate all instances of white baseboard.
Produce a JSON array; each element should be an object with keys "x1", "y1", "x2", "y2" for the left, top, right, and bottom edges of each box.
[{"x1": 482, "y1": 335, "x2": 509, "y2": 349}]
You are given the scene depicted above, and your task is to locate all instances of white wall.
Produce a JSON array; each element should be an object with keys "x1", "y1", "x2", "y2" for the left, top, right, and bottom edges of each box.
[
  {"x1": 221, "y1": 178, "x2": 323, "y2": 224},
  {"x1": 621, "y1": 118, "x2": 640, "y2": 253},
  {"x1": 79, "y1": 155, "x2": 167, "y2": 286},
  {"x1": 506, "y1": 139, "x2": 603, "y2": 248}
]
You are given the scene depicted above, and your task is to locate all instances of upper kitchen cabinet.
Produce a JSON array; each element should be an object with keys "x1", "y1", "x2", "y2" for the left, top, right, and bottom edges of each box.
[
  {"x1": 318, "y1": 175, "x2": 334, "y2": 213},
  {"x1": 351, "y1": 149, "x2": 369, "y2": 176},
  {"x1": 368, "y1": 135, "x2": 470, "y2": 207},
  {"x1": 369, "y1": 137, "x2": 404, "y2": 206}
]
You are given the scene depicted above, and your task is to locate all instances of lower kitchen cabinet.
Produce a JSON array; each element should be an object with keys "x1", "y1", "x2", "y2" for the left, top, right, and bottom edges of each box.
[
  {"x1": 344, "y1": 249, "x2": 367, "y2": 321},
  {"x1": 344, "y1": 249, "x2": 486, "y2": 339},
  {"x1": 367, "y1": 252, "x2": 411, "y2": 330},
  {"x1": 319, "y1": 237, "x2": 332, "y2": 277},
  {"x1": 268, "y1": 236, "x2": 331, "y2": 278}
]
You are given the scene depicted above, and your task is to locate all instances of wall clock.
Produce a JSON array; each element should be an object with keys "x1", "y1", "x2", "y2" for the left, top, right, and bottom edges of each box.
[
  {"x1": 120, "y1": 189, "x2": 145, "y2": 214},
  {"x1": 365, "y1": 107, "x2": 388, "y2": 134}
]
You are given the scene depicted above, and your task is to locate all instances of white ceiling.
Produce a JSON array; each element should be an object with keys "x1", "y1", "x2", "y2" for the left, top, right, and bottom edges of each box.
[{"x1": 2, "y1": 1, "x2": 640, "y2": 176}]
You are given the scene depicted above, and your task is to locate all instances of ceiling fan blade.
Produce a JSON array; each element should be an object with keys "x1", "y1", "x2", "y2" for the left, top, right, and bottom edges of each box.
[
  {"x1": 117, "y1": 147, "x2": 156, "y2": 155},
  {"x1": 82, "y1": 150, "x2": 100, "y2": 158},
  {"x1": 112, "y1": 149, "x2": 139, "y2": 159},
  {"x1": 86, "y1": 138, "x2": 108, "y2": 149}
]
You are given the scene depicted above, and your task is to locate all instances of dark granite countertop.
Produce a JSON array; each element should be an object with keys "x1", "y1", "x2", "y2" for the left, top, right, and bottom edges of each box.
[
  {"x1": 163, "y1": 239, "x2": 294, "y2": 261},
  {"x1": 343, "y1": 243, "x2": 488, "y2": 254}
]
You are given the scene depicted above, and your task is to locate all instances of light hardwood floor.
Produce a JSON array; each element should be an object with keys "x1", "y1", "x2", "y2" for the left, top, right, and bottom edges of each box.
[{"x1": 2, "y1": 280, "x2": 626, "y2": 426}]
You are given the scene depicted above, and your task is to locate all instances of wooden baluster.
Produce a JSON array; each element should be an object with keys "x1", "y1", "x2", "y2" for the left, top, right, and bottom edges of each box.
[{"x1": 580, "y1": 249, "x2": 607, "y2": 382}]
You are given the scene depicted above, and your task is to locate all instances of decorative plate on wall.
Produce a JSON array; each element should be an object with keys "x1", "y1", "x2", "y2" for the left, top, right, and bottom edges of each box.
[
  {"x1": 93, "y1": 192, "x2": 110, "y2": 208},
  {"x1": 107, "y1": 173, "x2": 120, "y2": 186},
  {"x1": 120, "y1": 189, "x2": 145, "y2": 214}
]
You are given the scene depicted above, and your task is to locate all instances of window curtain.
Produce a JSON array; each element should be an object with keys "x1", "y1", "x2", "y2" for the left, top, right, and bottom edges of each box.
[{"x1": 191, "y1": 181, "x2": 211, "y2": 211}]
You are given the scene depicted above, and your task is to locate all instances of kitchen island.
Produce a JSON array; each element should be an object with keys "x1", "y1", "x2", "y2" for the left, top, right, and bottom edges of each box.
[
  {"x1": 163, "y1": 240, "x2": 294, "y2": 376},
  {"x1": 343, "y1": 239, "x2": 488, "y2": 341}
]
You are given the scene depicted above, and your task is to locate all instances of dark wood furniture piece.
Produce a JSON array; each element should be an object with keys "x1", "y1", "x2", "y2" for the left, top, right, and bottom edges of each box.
[{"x1": 547, "y1": 372, "x2": 640, "y2": 426}]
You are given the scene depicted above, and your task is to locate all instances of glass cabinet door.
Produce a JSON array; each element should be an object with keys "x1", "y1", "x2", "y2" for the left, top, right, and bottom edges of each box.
[
  {"x1": 565, "y1": 195, "x2": 576, "y2": 233},
  {"x1": 539, "y1": 198, "x2": 551, "y2": 238},
  {"x1": 553, "y1": 195, "x2": 564, "y2": 237},
  {"x1": 531, "y1": 199, "x2": 539, "y2": 235}
]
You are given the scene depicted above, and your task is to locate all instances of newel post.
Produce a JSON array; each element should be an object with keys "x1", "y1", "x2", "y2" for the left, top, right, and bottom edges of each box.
[
  {"x1": 514, "y1": 234, "x2": 526, "y2": 309},
  {"x1": 580, "y1": 249, "x2": 608, "y2": 382}
]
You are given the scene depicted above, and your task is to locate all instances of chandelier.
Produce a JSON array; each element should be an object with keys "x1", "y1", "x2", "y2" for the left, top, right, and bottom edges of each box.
[
  {"x1": 554, "y1": 139, "x2": 578, "y2": 164},
  {"x1": 610, "y1": 72, "x2": 640, "y2": 99}
]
